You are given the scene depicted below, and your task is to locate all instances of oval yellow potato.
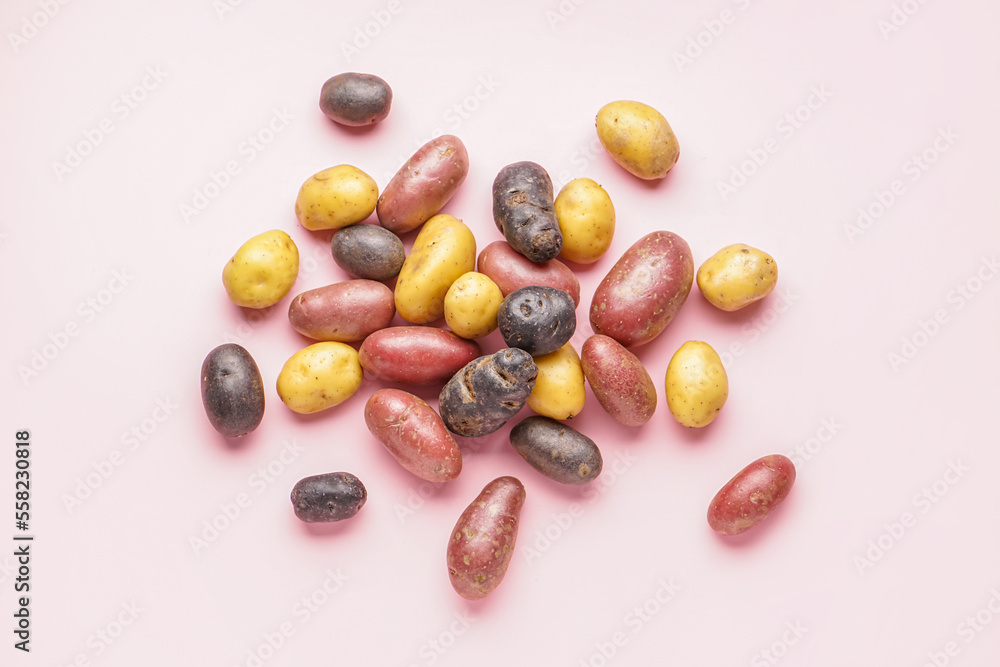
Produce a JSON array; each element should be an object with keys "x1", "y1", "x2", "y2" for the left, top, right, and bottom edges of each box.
[
  {"x1": 596, "y1": 100, "x2": 679, "y2": 180},
  {"x1": 294, "y1": 164, "x2": 378, "y2": 231},
  {"x1": 444, "y1": 272, "x2": 503, "y2": 339},
  {"x1": 555, "y1": 178, "x2": 616, "y2": 264},
  {"x1": 276, "y1": 342, "x2": 363, "y2": 414},
  {"x1": 394, "y1": 214, "x2": 476, "y2": 324},
  {"x1": 222, "y1": 229, "x2": 299, "y2": 309},
  {"x1": 527, "y1": 343, "x2": 586, "y2": 420},
  {"x1": 665, "y1": 341, "x2": 727, "y2": 428},
  {"x1": 697, "y1": 243, "x2": 778, "y2": 312}
]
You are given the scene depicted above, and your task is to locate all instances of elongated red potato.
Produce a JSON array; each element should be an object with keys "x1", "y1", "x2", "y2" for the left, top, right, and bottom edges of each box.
[
  {"x1": 287, "y1": 280, "x2": 394, "y2": 342},
  {"x1": 364, "y1": 389, "x2": 462, "y2": 482},
  {"x1": 708, "y1": 455, "x2": 796, "y2": 536},
  {"x1": 377, "y1": 135, "x2": 469, "y2": 234},
  {"x1": 580, "y1": 334, "x2": 657, "y2": 427},
  {"x1": 477, "y1": 240, "x2": 581, "y2": 306},
  {"x1": 358, "y1": 326, "x2": 481, "y2": 385}
]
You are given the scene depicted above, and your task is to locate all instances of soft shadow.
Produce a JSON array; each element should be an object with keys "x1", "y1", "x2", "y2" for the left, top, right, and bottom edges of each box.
[
  {"x1": 712, "y1": 498, "x2": 795, "y2": 549},
  {"x1": 299, "y1": 514, "x2": 367, "y2": 538}
]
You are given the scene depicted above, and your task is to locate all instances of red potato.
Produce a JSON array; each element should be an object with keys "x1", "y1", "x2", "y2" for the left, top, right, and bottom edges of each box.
[
  {"x1": 589, "y1": 231, "x2": 693, "y2": 347},
  {"x1": 708, "y1": 455, "x2": 796, "y2": 536},
  {"x1": 358, "y1": 326, "x2": 481, "y2": 385},
  {"x1": 580, "y1": 334, "x2": 657, "y2": 426},
  {"x1": 377, "y1": 135, "x2": 469, "y2": 235},
  {"x1": 447, "y1": 476, "x2": 525, "y2": 600},
  {"x1": 364, "y1": 389, "x2": 462, "y2": 482},
  {"x1": 477, "y1": 240, "x2": 581, "y2": 306},
  {"x1": 288, "y1": 280, "x2": 395, "y2": 342}
]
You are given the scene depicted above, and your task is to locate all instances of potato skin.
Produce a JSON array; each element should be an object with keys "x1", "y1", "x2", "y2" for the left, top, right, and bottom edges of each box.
[
  {"x1": 498, "y1": 286, "x2": 576, "y2": 356},
  {"x1": 527, "y1": 343, "x2": 586, "y2": 420},
  {"x1": 276, "y1": 342, "x2": 363, "y2": 414},
  {"x1": 492, "y1": 161, "x2": 563, "y2": 263},
  {"x1": 394, "y1": 214, "x2": 476, "y2": 324},
  {"x1": 291, "y1": 472, "x2": 367, "y2": 523},
  {"x1": 319, "y1": 72, "x2": 392, "y2": 127},
  {"x1": 295, "y1": 165, "x2": 379, "y2": 231},
  {"x1": 477, "y1": 241, "x2": 580, "y2": 306},
  {"x1": 447, "y1": 476, "x2": 525, "y2": 600},
  {"x1": 358, "y1": 326, "x2": 481, "y2": 385},
  {"x1": 222, "y1": 229, "x2": 299, "y2": 309},
  {"x1": 330, "y1": 224, "x2": 405, "y2": 282},
  {"x1": 580, "y1": 335, "x2": 657, "y2": 427},
  {"x1": 665, "y1": 341, "x2": 728, "y2": 428},
  {"x1": 555, "y1": 178, "x2": 616, "y2": 264},
  {"x1": 708, "y1": 455, "x2": 796, "y2": 536},
  {"x1": 288, "y1": 280, "x2": 394, "y2": 342},
  {"x1": 590, "y1": 231, "x2": 693, "y2": 347},
  {"x1": 439, "y1": 349, "x2": 538, "y2": 437},
  {"x1": 364, "y1": 389, "x2": 462, "y2": 483},
  {"x1": 509, "y1": 417, "x2": 602, "y2": 485},
  {"x1": 200, "y1": 344, "x2": 265, "y2": 437},
  {"x1": 444, "y1": 272, "x2": 504, "y2": 339},
  {"x1": 697, "y1": 243, "x2": 778, "y2": 311},
  {"x1": 377, "y1": 135, "x2": 469, "y2": 234},
  {"x1": 596, "y1": 100, "x2": 679, "y2": 180}
]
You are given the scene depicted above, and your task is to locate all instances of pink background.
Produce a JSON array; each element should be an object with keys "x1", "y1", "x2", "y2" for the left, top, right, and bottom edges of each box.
[{"x1": 3, "y1": 0, "x2": 1000, "y2": 665}]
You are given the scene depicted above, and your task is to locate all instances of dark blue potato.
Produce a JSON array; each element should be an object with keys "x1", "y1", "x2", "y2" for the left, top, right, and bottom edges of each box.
[
  {"x1": 492, "y1": 161, "x2": 563, "y2": 263},
  {"x1": 319, "y1": 73, "x2": 392, "y2": 127},
  {"x1": 200, "y1": 343, "x2": 265, "y2": 437},
  {"x1": 331, "y1": 224, "x2": 405, "y2": 281},
  {"x1": 290, "y1": 472, "x2": 367, "y2": 523},
  {"x1": 439, "y1": 349, "x2": 538, "y2": 437},
  {"x1": 509, "y1": 416, "x2": 603, "y2": 485},
  {"x1": 498, "y1": 286, "x2": 576, "y2": 356}
]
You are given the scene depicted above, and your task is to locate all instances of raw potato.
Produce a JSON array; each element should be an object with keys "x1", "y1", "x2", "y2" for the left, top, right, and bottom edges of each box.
[
  {"x1": 295, "y1": 165, "x2": 378, "y2": 231},
  {"x1": 394, "y1": 214, "x2": 476, "y2": 324},
  {"x1": 509, "y1": 416, "x2": 602, "y2": 485},
  {"x1": 287, "y1": 280, "x2": 394, "y2": 342},
  {"x1": 377, "y1": 135, "x2": 469, "y2": 234},
  {"x1": 447, "y1": 476, "x2": 525, "y2": 600},
  {"x1": 276, "y1": 342, "x2": 363, "y2": 414},
  {"x1": 580, "y1": 335, "x2": 657, "y2": 427},
  {"x1": 554, "y1": 178, "x2": 615, "y2": 264},
  {"x1": 665, "y1": 341, "x2": 728, "y2": 428},
  {"x1": 222, "y1": 229, "x2": 299, "y2": 309},
  {"x1": 364, "y1": 389, "x2": 462, "y2": 483},
  {"x1": 358, "y1": 327, "x2": 481, "y2": 385},
  {"x1": 319, "y1": 72, "x2": 392, "y2": 127},
  {"x1": 444, "y1": 272, "x2": 504, "y2": 339},
  {"x1": 330, "y1": 224, "x2": 405, "y2": 282},
  {"x1": 708, "y1": 455, "x2": 796, "y2": 536},
  {"x1": 439, "y1": 348, "x2": 538, "y2": 437},
  {"x1": 697, "y1": 243, "x2": 778, "y2": 311},
  {"x1": 527, "y1": 343, "x2": 586, "y2": 420},
  {"x1": 596, "y1": 100, "x2": 679, "y2": 180},
  {"x1": 477, "y1": 240, "x2": 581, "y2": 306},
  {"x1": 200, "y1": 344, "x2": 265, "y2": 437},
  {"x1": 497, "y1": 286, "x2": 576, "y2": 356},
  {"x1": 492, "y1": 161, "x2": 563, "y2": 263},
  {"x1": 291, "y1": 472, "x2": 367, "y2": 523}
]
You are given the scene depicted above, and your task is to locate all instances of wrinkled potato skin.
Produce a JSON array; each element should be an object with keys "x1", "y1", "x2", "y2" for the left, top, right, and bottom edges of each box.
[
  {"x1": 222, "y1": 229, "x2": 299, "y2": 309},
  {"x1": 708, "y1": 455, "x2": 796, "y2": 536},
  {"x1": 665, "y1": 341, "x2": 728, "y2": 428},
  {"x1": 394, "y1": 214, "x2": 476, "y2": 324},
  {"x1": 295, "y1": 165, "x2": 379, "y2": 231},
  {"x1": 200, "y1": 344, "x2": 265, "y2": 437},
  {"x1": 510, "y1": 416, "x2": 602, "y2": 485},
  {"x1": 492, "y1": 161, "x2": 563, "y2": 263},
  {"x1": 477, "y1": 241, "x2": 580, "y2": 306},
  {"x1": 580, "y1": 335, "x2": 657, "y2": 427},
  {"x1": 288, "y1": 280, "x2": 395, "y2": 342},
  {"x1": 596, "y1": 100, "x2": 679, "y2": 180},
  {"x1": 439, "y1": 349, "x2": 538, "y2": 437},
  {"x1": 555, "y1": 178, "x2": 616, "y2": 264},
  {"x1": 358, "y1": 327, "x2": 481, "y2": 385},
  {"x1": 276, "y1": 342, "x2": 363, "y2": 414},
  {"x1": 697, "y1": 243, "x2": 778, "y2": 311},
  {"x1": 527, "y1": 343, "x2": 586, "y2": 420},
  {"x1": 447, "y1": 476, "x2": 525, "y2": 600},
  {"x1": 364, "y1": 389, "x2": 462, "y2": 483},
  {"x1": 330, "y1": 224, "x2": 405, "y2": 281},
  {"x1": 497, "y1": 286, "x2": 576, "y2": 356},
  {"x1": 319, "y1": 72, "x2": 392, "y2": 127},
  {"x1": 444, "y1": 272, "x2": 504, "y2": 339},
  {"x1": 377, "y1": 135, "x2": 469, "y2": 234}
]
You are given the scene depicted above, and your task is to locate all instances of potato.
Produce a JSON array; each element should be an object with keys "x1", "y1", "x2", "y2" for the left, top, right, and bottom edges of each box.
[
  {"x1": 287, "y1": 280, "x2": 394, "y2": 342},
  {"x1": 596, "y1": 100, "x2": 679, "y2": 180},
  {"x1": 477, "y1": 240, "x2": 581, "y2": 306},
  {"x1": 364, "y1": 389, "x2": 462, "y2": 483},
  {"x1": 590, "y1": 231, "x2": 693, "y2": 347},
  {"x1": 394, "y1": 214, "x2": 476, "y2": 324},
  {"x1": 444, "y1": 272, "x2": 503, "y2": 339},
  {"x1": 295, "y1": 165, "x2": 378, "y2": 231},
  {"x1": 580, "y1": 335, "x2": 656, "y2": 427},
  {"x1": 527, "y1": 343, "x2": 585, "y2": 420},
  {"x1": 377, "y1": 135, "x2": 469, "y2": 234},
  {"x1": 200, "y1": 344, "x2": 265, "y2": 437},
  {"x1": 222, "y1": 229, "x2": 299, "y2": 309},
  {"x1": 697, "y1": 243, "x2": 778, "y2": 311},
  {"x1": 276, "y1": 342, "x2": 363, "y2": 414},
  {"x1": 290, "y1": 472, "x2": 367, "y2": 523},
  {"x1": 554, "y1": 178, "x2": 615, "y2": 264},
  {"x1": 492, "y1": 161, "x2": 563, "y2": 263},
  {"x1": 358, "y1": 327, "x2": 481, "y2": 385},
  {"x1": 447, "y1": 476, "x2": 525, "y2": 600},
  {"x1": 665, "y1": 341, "x2": 728, "y2": 428},
  {"x1": 319, "y1": 72, "x2": 392, "y2": 127},
  {"x1": 509, "y1": 416, "x2": 601, "y2": 485},
  {"x1": 498, "y1": 286, "x2": 576, "y2": 356},
  {"x1": 439, "y1": 349, "x2": 538, "y2": 437},
  {"x1": 708, "y1": 455, "x2": 796, "y2": 536},
  {"x1": 330, "y1": 224, "x2": 405, "y2": 281}
]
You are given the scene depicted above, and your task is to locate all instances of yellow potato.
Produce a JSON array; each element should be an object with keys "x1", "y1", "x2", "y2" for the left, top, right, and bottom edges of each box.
[
  {"x1": 665, "y1": 341, "x2": 727, "y2": 428},
  {"x1": 276, "y1": 342, "x2": 363, "y2": 414},
  {"x1": 555, "y1": 178, "x2": 616, "y2": 264},
  {"x1": 527, "y1": 343, "x2": 586, "y2": 420},
  {"x1": 222, "y1": 229, "x2": 299, "y2": 309},
  {"x1": 697, "y1": 243, "x2": 778, "y2": 311},
  {"x1": 596, "y1": 100, "x2": 679, "y2": 180},
  {"x1": 444, "y1": 272, "x2": 503, "y2": 339},
  {"x1": 394, "y1": 214, "x2": 476, "y2": 324},
  {"x1": 294, "y1": 164, "x2": 378, "y2": 231}
]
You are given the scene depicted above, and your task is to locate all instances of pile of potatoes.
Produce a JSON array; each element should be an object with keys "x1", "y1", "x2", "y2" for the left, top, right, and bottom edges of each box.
[{"x1": 200, "y1": 73, "x2": 793, "y2": 601}]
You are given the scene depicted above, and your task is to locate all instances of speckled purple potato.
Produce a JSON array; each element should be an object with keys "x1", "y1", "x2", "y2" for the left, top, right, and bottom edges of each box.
[
  {"x1": 290, "y1": 472, "x2": 367, "y2": 523},
  {"x1": 330, "y1": 224, "x2": 405, "y2": 281},
  {"x1": 497, "y1": 286, "x2": 576, "y2": 356},
  {"x1": 319, "y1": 73, "x2": 392, "y2": 127},
  {"x1": 509, "y1": 416, "x2": 603, "y2": 485},
  {"x1": 200, "y1": 343, "x2": 265, "y2": 437},
  {"x1": 438, "y1": 349, "x2": 537, "y2": 437},
  {"x1": 492, "y1": 161, "x2": 563, "y2": 263}
]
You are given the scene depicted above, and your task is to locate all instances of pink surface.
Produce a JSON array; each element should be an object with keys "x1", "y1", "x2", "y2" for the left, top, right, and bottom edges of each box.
[{"x1": 3, "y1": 1, "x2": 1000, "y2": 665}]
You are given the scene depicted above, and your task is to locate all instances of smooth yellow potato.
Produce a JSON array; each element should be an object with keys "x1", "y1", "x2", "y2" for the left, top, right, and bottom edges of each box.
[
  {"x1": 697, "y1": 243, "x2": 778, "y2": 311},
  {"x1": 294, "y1": 164, "x2": 378, "y2": 231},
  {"x1": 222, "y1": 229, "x2": 299, "y2": 309},
  {"x1": 596, "y1": 100, "x2": 679, "y2": 180},
  {"x1": 665, "y1": 341, "x2": 727, "y2": 428},
  {"x1": 394, "y1": 214, "x2": 476, "y2": 324},
  {"x1": 555, "y1": 178, "x2": 616, "y2": 264},
  {"x1": 444, "y1": 272, "x2": 503, "y2": 339},
  {"x1": 276, "y1": 342, "x2": 363, "y2": 414},
  {"x1": 527, "y1": 343, "x2": 586, "y2": 420}
]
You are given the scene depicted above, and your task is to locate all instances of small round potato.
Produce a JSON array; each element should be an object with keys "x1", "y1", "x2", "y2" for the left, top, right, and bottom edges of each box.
[
  {"x1": 527, "y1": 343, "x2": 586, "y2": 420},
  {"x1": 319, "y1": 72, "x2": 392, "y2": 127},
  {"x1": 222, "y1": 229, "x2": 299, "y2": 309},
  {"x1": 276, "y1": 342, "x2": 363, "y2": 414},
  {"x1": 596, "y1": 100, "x2": 679, "y2": 180},
  {"x1": 554, "y1": 178, "x2": 615, "y2": 264},
  {"x1": 498, "y1": 286, "x2": 576, "y2": 356},
  {"x1": 295, "y1": 165, "x2": 378, "y2": 231},
  {"x1": 697, "y1": 243, "x2": 778, "y2": 311},
  {"x1": 330, "y1": 224, "x2": 405, "y2": 281},
  {"x1": 665, "y1": 341, "x2": 728, "y2": 428},
  {"x1": 444, "y1": 272, "x2": 503, "y2": 339}
]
